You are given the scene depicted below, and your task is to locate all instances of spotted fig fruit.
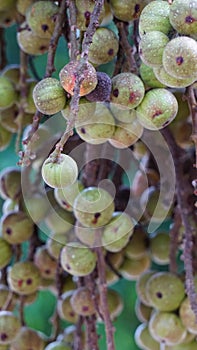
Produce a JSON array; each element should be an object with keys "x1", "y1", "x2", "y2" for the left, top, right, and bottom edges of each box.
[
  {"x1": 86, "y1": 72, "x2": 112, "y2": 102},
  {"x1": 17, "y1": 23, "x2": 50, "y2": 55},
  {"x1": 0, "y1": 76, "x2": 17, "y2": 110},
  {"x1": 169, "y1": 0, "x2": 197, "y2": 36},
  {"x1": 1, "y1": 210, "x2": 34, "y2": 244},
  {"x1": 0, "y1": 311, "x2": 21, "y2": 345},
  {"x1": 110, "y1": 0, "x2": 150, "y2": 22},
  {"x1": 139, "y1": 31, "x2": 169, "y2": 68}
]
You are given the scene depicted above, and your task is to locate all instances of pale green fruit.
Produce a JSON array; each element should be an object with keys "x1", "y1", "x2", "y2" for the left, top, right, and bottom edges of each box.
[
  {"x1": 60, "y1": 242, "x2": 97, "y2": 277},
  {"x1": 41, "y1": 154, "x2": 78, "y2": 189},
  {"x1": 26, "y1": 1, "x2": 59, "y2": 39},
  {"x1": 0, "y1": 104, "x2": 33, "y2": 133},
  {"x1": 2, "y1": 199, "x2": 18, "y2": 214},
  {"x1": 166, "y1": 340, "x2": 197, "y2": 350},
  {"x1": 149, "y1": 311, "x2": 187, "y2": 346},
  {"x1": 109, "y1": 119, "x2": 143, "y2": 149},
  {"x1": 139, "y1": 31, "x2": 169, "y2": 68},
  {"x1": 74, "y1": 221, "x2": 101, "y2": 247},
  {"x1": 110, "y1": 0, "x2": 150, "y2": 21},
  {"x1": 169, "y1": 0, "x2": 197, "y2": 36},
  {"x1": 33, "y1": 78, "x2": 67, "y2": 115},
  {"x1": 23, "y1": 192, "x2": 50, "y2": 223},
  {"x1": 88, "y1": 27, "x2": 119, "y2": 65},
  {"x1": 169, "y1": 91, "x2": 191, "y2": 127},
  {"x1": 109, "y1": 103, "x2": 138, "y2": 123},
  {"x1": 10, "y1": 326, "x2": 46, "y2": 350},
  {"x1": 134, "y1": 323, "x2": 160, "y2": 350},
  {"x1": 54, "y1": 180, "x2": 84, "y2": 212},
  {"x1": 57, "y1": 291, "x2": 78, "y2": 323},
  {"x1": 44, "y1": 206, "x2": 75, "y2": 234},
  {"x1": 139, "y1": 62, "x2": 166, "y2": 88},
  {"x1": 0, "y1": 167, "x2": 21, "y2": 201},
  {"x1": 0, "y1": 76, "x2": 17, "y2": 110},
  {"x1": 101, "y1": 212, "x2": 134, "y2": 252},
  {"x1": 136, "y1": 270, "x2": 156, "y2": 306},
  {"x1": 179, "y1": 297, "x2": 197, "y2": 334},
  {"x1": 136, "y1": 88, "x2": 178, "y2": 130},
  {"x1": 106, "y1": 268, "x2": 119, "y2": 286},
  {"x1": 162, "y1": 36, "x2": 197, "y2": 79},
  {"x1": 44, "y1": 341, "x2": 72, "y2": 350},
  {"x1": 1, "y1": 64, "x2": 20, "y2": 86},
  {"x1": 73, "y1": 187, "x2": 115, "y2": 228},
  {"x1": 17, "y1": 23, "x2": 50, "y2": 55},
  {"x1": 0, "y1": 124, "x2": 12, "y2": 151},
  {"x1": 111, "y1": 73, "x2": 145, "y2": 109},
  {"x1": 75, "y1": 0, "x2": 105, "y2": 31},
  {"x1": 75, "y1": 102, "x2": 115, "y2": 145},
  {"x1": 7, "y1": 261, "x2": 41, "y2": 295},
  {"x1": 153, "y1": 65, "x2": 196, "y2": 88},
  {"x1": 46, "y1": 233, "x2": 67, "y2": 260},
  {"x1": 149, "y1": 232, "x2": 170, "y2": 265},
  {"x1": 70, "y1": 286, "x2": 96, "y2": 316},
  {"x1": 24, "y1": 80, "x2": 37, "y2": 114},
  {"x1": 146, "y1": 272, "x2": 185, "y2": 311},
  {"x1": 135, "y1": 299, "x2": 153, "y2": 323},
  {"x1": 119, "y1": 254, "x2": 151, "y2": 281},
  {"x1": 139, "y1": 0, "x2": 172, "y2": 36},
  {"x1": 0, "y1": 311, "x2": 21, "y2": 345},
  {"x1": 61, "y1": 97, "x2": 96, "y2": 122},
  {"x1": 97, "y1": 289, "x2": 123, "y2": 322},
  {"x1": 124, "y1": 226, "x2": 148, "y2": 259},
  {"x1": 61, "y1": 275, "x2": 76, "y2": 295},
  {"x1": 34, "y1": 246, "x2": 57, "y2": 279},
  {"x1": 173, "y1": 121, "x2": 193, "y2": 150},
  {"x1": 0, "y1": 284, "x2": 16, "y2": 311},
  {"x1": 1, "y1": 210, "x2": 34, "y2": 244},
  {"x1": 0, "y1": 238, "x2": 12, "y2": 269}
]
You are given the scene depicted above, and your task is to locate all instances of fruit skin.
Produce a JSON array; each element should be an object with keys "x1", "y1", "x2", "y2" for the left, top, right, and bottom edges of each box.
[
  {"x1": 7, "y1": 261, "x2": 41, "y2": 295},
  {"x1": 34, "y1": 246, "x2": 57, "y2": 280},
  {"x1": 73, "y1": 186, "x2": 115, "y2": 228},
  {"x1": 88, "y1": 27, "x2": 119, "y2": 65},
  {"x1": 0, "y1": 311, "x2": 21, "y2": 345},
  {"x1": 110, "y1": 0, "x2": 150, "y2": 22},
  {"x1": 136, "y1": 88, "x2": 178, "y2": 130},
  {"x1": 146, "y1": 272, "x2": 185, "y2": 312},
  {"x1": 17, "y1": 23, "x2": 50, "y2": 55},
  {"x1": 41, "y1": 154, "x2": 78, "y2": 189},
  {"x1": 54, "y1": 180, "x2": 84, "y2": 212},
  {"x1": 162, "y1": 36, "x2": 197, "y2": 79},
  {"x1": 16, "y1": 0, "x2": 36, "y2": 16},
  {"x1": 26, "y1": 1, "x2": 59, "y2": 39},
  {"x1": 0, "y1": 76, "x2": 17, "y2": 110},
  {"x1": 179, "y1": 297, "x2": 197, "y2": 334},
  {"x1": 139, "y1": 0, "x2": 172, "y2": 36},
  {"x1": 86, "y1": 72, "x2": 112, "y2": 102},
  {"x1": 1, "y1": 210, "x2": 34, "y2": 245},
  {"x1": 134, "y1": 323, "x2": 160, "y2": 350},
  {"x1": 0, "y1": 167, "x2": 21, "y2": 201},
  {"x1": 75, "y1": 0, "x2": 105, "y2": 31},
  {"x1": 10, "y1": 326, "x2": 46, "y2": 350},
  {"x1": 110, "y1": 72, "x2": 145, "y2": 109},
  {"x1": 59, "y1": 61, "x2": 98, "y2": 97},
  {"x1": 153, "y1": 65, "x2": 196, "y2": 88},
  {"x1": 139, "y1": 31, "x2": 169, "y2": 68},
  {"x1": 149, "y1": 232, "x2": 170, "y2": 265},
  {"x1": 169, "y1": 0, "x2": 197, "y2": 36},
  {"x1": 0, "y1": 238, "x2": 12, "y2": 269},
  {"x1": 70, "y1": 286, "x2": 96, "y2": 316},
  {"x1": 139, "y1": 62, "x2": 166, "y2": 88},
  {"x1": 33, "y1": 78, "x2": 67, "y2": 115},
  {"x1": 0, "y1": 124, "x2": 12, "y2": 151},
  {"x1": 109, "y1": 118, "x2": 143, "y2": 149},
  {"x1": 60, "y1": 242, "x2": 97, "y2": 277}
]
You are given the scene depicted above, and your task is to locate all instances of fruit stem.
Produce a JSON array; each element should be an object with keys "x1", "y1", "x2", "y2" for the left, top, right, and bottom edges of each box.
[{"x1": 68, "y1": 0, "x2": 80, "y2": 61}]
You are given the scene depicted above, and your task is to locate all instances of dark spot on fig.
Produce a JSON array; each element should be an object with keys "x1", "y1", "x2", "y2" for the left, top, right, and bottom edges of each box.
[
  {"x1": 0, "y1": 333, "x2": 8, "y2": 341},
  {"x1": 82, "y1": 305, "x2": 89, "y2": 312},
  {"x1": 18, "y1": 279, "x2": 23, "y2": 287},
  {"x1": 156, "y1": 291, "x2": 162, "y2": 298},
  {"x1": 108, "y1": 48, "x2": 114, "y2": 56},
  {"x1": 5, "y1": 18, "x2": 11, "y2": 24},
  {"x1": 113, "y1": 89, "x2": 119, "y2": 97},
  {"x1": 6, "y1": 228, "x2": 12, "y2": 235},
  {"x1": 129, "y1": 92, "x2": 136, "y2": 103},
  {"x1": 92, "y1": 212, "x2": 101, "y2": 224},
  {"x1": 80, "y1": 128, "x2": 86, "y2": 134},
  {"x1": 69, "y1": 311, "x2": 75, "y2": 317},
  {"x1": 41, "y1": 24, "x2": 49, "y2": 32},
  {"x1": 66, "y1": 264, "x2": 71, "y2": 270},
  {"x1": 152, "y1": 110, "x2": 162, "y2": 119},
  {"x1": 39, "y1": 46, "x2": 47, "y2": 52},
  {"x1": 176, "y1": 56, "x2": 184, "y2": 65},
  {"x1": 185, "y1": 15, "x2": 195, "y2": 24},
  {"x1": 135, "y1": 4, "x2": 140, "y2": 13},
  {"x1": 45, "y1": 269, "x2": 51, "y2": 274},
  {"x1": 26, "y1": 278, "x2": 32, "y2": 285},
  {"x1": 84, "y1": 11, "x2": 91, "y2": 20}
]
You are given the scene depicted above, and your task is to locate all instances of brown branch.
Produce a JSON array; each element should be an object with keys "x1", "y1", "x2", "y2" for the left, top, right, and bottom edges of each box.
[
  {"x1": 68, "y1": 0, "x2": 80, "y2": 61},
  {"x1": 19, "y1": 295, "x2": 25, "y2": 326},
  {"x1": 187, "y1": 85, "x2": 197, "y2": 168},
  {"x1": 162, "y1": 127, "x2": 197, "y2": 320},
  {"x1": 169, "y1": 207, "x2": 182, "y2": 274},
  {"x1": 0, "y1": 28, "x2": 7, "y2": 69}
]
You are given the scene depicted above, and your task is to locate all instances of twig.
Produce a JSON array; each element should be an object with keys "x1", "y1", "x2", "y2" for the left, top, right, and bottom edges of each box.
[
  {"x1": 96, "y1": 245, "x2": 115, "y2": 350},
  {"x1": 19, "y1": 295, "x2": 25, "y2": 326},
  {"x1": 0, "y1": 28, "x2": 7, "y2": 69},
  {"x1": 187, "y1": 85, "x2": 197, "y2": 168},
  {"x1": 73, "y1": 316, "x2": 84, "y2": 350},
  {"x1": 169, "y1": 208, "x2": 182, "y2": 274},
  {"x1": 68, "y1": 0, "x2": 80, "y2": 61},
  {"x1": 162, "y1": 127, "x2": 197, "y2": 320}
]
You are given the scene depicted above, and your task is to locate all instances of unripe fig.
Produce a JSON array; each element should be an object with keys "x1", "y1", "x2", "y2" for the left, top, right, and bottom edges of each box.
[
  {"x1": 1, "y1": 64, "x2": 20, "y2": 86},
  {"x1": 0, "y1": 311, "x2": 21, "y2": 345},
  {"x1": 60, "y1": 242, "x2": 97, "y2": 277},
  {"x1": 0, "y1": 105, "x2": 33, "y2": 133},
  {"x1": 46, "y1": 232, "x2": 67, "y2": 260},
  {"x1": 111, "y1": 73, "x2": 145, "y2": 109},
  {"x1": 70, "y1": 286, "x2": 96, "y2": 316},
  {"x1": 0, "y1": 167, "x2": 21, "y2": 201},
  {"x1": 44, "y1": 206, "x2": 75, "y2": 234},
  {"x1": 0, "y1": 76, "x2": 17, "y2": 110},
  {"x1": 7, "y1": 261, "x2": 41, "y2": 295},
  {"x1": 134, "y1": 323, "x2": 160, "y2": 350},
  {"x1": 139, "y1": 31, "x2": 169, "y2": 68},
  {"x1": 0, "y1": 124, "x2": 12, "y2": 151},
  {"x1": 146, "y1": 272, "x2": 185, "y2": 311},
  {"x1": 169, "y1": 0, "x2": 197, "y2": 36},
  {"x1": 139, "y1": 62, "x2": 166, "y2": 88},
  {"x1": 110, "y1": 0, "x2": 150, "y2": 22},
  {"x1": 41, "y1": 154, "x2": 78, "y2": 189},
  {"x1": 0, "y1": 284, "x2": 16, "y2": 311},
  {"x1": 73, "y1": 187, "x2": 115, "y2": 228},
  {"x1": 54, "y1": 180, "x2": 84, "y2": 212},
  {"x1": 88, "y1": 28, "x2": 119, "y2": 65},
  {"x1": 33, "y1": 78, "x2": 67, "y2": 115},
  {"x1": 0, "y1": 238, "x2": 12, "y2": 269},
  {"x1": 10, "y1": 326, "x2": 46, "y2": 350},
  {"x1": 26, "y1": 1, "x2": 59, "y2": 39},
  {"x1": 1, "y1": 210, "x2": 34, "y2": 244},
  {"x1": 124, "y1": 226, "x2": 148, "y2": 260},
  {"x1": 109, "y1": 104, "x2": 138, "y2": 123},
  {"x1": 101, "y1": 212, "x2": 134, "y2": 252},
  {"x1": 97, "y1": 289, "x2": 123, "y2": 322},
  {"x1": 135, "y1": 300, "x2": 153, "y2": 323},
  {"x1": 149, "y1": 311, "x2": 187, "y2": 346},
  {"x1": 34, "y1": 246, "x2": 57, "y2": 279},
  {"x1": 75, "y1": 0, "x2": 105, "y2": 31},
  {"x1": 59, "y1": 61, "x2": 98, "y2": 97},
  {"x1": 23, "y1": 192, "x2": 50, "y2": 223},
  {"x1": 86, "y1": 72, "x2": 112, "y2": 102},
  {"x1": 109, "y1": 118, "x2": 143, "y2": 149},
  {"x1": 139, "y1": 0, "x2": 172, "y2": 36},
  {"x1": 162, "y1": 36, "x2": 197, "y2": 79},
  {"x1": 61, "y1": 97, "x2": 96, "y2": 122},
  {"x1": 179, "y1": 297, "x2": 197, "y2": 334},
  {"x1": 57, "y1": 292, "x2": 78, "y2": 324},
  {"x1": 136, "y1": 88, "x2": 178, "y2": 130},
  {"x1": 149, "y1": 232, "x2": 170, "y2": 265},
  {"x1": 136, "y1": 270, "x2": 156, "y2": 306},
  {"x1": 153, "y1": 65, "x2": 196, "y2": 88},
  {"x1": 17, "y1": 22, "x2": 50, "y2": 56},
  {"x1": 119, "y1": 254, "x2": 151, "y2": 280}
]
